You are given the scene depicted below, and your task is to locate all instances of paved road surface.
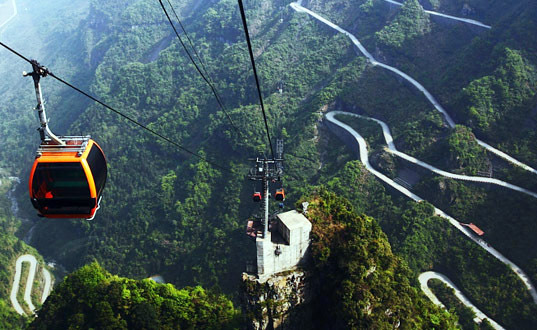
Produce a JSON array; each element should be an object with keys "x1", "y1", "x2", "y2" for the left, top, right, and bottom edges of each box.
[
  {"x1": 10, "y1": 254, "x2": 37, "y2": 315},
  {"x1": 383, "y1": 0, "x2": 491, "y2": 29},
  {"x1": 325, "y1": 111, "x2": 537, "y2": 304},
  {"x1": 337, "y1": 112, "x2": 537, "y2": 199},
  {"x1": 10, "y1": 254, "x2": 53, "y2": 315},
  {"x1": 41, "y1": 268, "x2": 52, "y2": 304},
  {"x1": 419, "y1": 271, "x2": 503, "y2": 329},
  {"x1": 290, "y1": 2, "x2": 537, "y2": 175}
]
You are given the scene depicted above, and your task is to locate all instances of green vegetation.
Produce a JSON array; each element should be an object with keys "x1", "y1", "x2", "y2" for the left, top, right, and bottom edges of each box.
[
  {"x1": 322, "y1": 161, "x2": 537, "y2": 328},
  {"x1": 428, "y1": 279, "x2": 498, "y2": 330},
  {"x1": 302, "y1": 188, "x2": 458, "y2": 329},
  {"x1": 428, "y1": 0, "x2": 521, "y2": 22},
  {"x1": 376, "y1": 0, "x2": 432, "y2": 49},
  {"x1": 0, "y1": 177, "x2": 48, "y2": 328},
  {"x1": 29, "y1": 262, "x2": 240, "y2": 329},
  {"x1": 336, "y1": 114, "x2": 489, "y2": 176},
  {"x1": 0, "y1": 299, "x2": 28, "y2": 330},
  {"x1": 445, "y1": 125, "x2": 489, "y2": 175},
  {"x1": 15, "y1": 0, "x2": 358, "y2": 295},
  {"x1": 456, "y1": 48, "x2": 536, "y2": 132},
  {"x1": 428, "y1": 279, "x2": 479, "y2": 330},
  {"x1": 413, "y1": 175, "x2": 537, "y2": 290},
  {"x1": 0, "y1": 0, "x2": 537, "y2": 328},
  {"x1": 453, "y1": 47, "x2": 537, "y2": 166}
]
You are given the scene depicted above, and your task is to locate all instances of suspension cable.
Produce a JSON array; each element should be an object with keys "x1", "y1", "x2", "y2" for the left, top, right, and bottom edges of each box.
[
  {"x1": 237, "y1": 0, "x2": 275, "y2": 160},
  {"x1": 165, "y1": 0, "x2": 213, "y2": 85},
  {"x1": 157, "y1": 0, "x2": 242, "y2": 136},
  {"x1": 0, "y1": 41, "x2": 231, "y2": 173}
]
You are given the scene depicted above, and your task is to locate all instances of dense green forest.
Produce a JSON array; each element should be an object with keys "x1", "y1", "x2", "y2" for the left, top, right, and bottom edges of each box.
[
  {"x1": 0, "y1": 0, "x2": 536, "y2": 328},
  {"x1": 0, "y1": 175, "x2": 45, "y2": 328},
  {"x1": 335, "y1": 111, "x2": 537, "y2": 288},
  {"x1": 321, "y1": 161, "x2": 537, "y2": 328},
  {"x1": 300, "y1": 188, "x2": 459, "y2": 329},
  {"x1": 428, "y1": 279, "x2": 495, "y2": 330},
  {"x1": 8, "y1": 0, "x2": 358, "y2": 292},
  {"x1": 376, "y1": 0, "x2": 432, "y2": 50},
  {"x1": 29, "y1": 262, "x2": 240, "y2": 329}
]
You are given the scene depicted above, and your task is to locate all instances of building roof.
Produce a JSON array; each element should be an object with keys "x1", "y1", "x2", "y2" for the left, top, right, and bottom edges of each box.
[
  {"x1": 468, "y1": 223, "x2": 484, "y2": 236},
  {"x1": 462, "y1": 223, "x2": 484, "y2": 236},
  {"x1": 277, "y1": 210, "x2": 311, "y2": 230}
]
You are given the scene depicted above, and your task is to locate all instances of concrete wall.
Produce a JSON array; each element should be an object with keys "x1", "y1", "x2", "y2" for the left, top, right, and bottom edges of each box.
[
  {"x1": 242, "y1": 270, "x2": 313, "y2": 330},
  {"x1": 256, "y1": 211, "x2": 312, "y2": 281}
]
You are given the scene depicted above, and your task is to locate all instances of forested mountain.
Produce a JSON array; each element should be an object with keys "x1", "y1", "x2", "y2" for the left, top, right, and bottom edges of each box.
[
  {"x1": 1, "y1": 0, "x2": 537, "y2": 328},
  {"x1": 0, "y1": 178, "x2": 32, "y2": 328},
  {"x1": 29, "y1": 263, "x2": 240, "y2": 329},
  {"x1": 300, "y1": 188, "x2": 459, "y2": 328}
]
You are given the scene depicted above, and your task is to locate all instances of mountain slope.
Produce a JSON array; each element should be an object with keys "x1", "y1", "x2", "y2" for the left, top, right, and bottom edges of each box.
[
  {"x1": 29, "y1": 262, "x2": 240, "y2": 329},
  {"x1": 0, "y1": 0, "x2": 536, "y2": 327},
  {"x1": 302, "y1": 188, "x2": 458, "y2": 329}
]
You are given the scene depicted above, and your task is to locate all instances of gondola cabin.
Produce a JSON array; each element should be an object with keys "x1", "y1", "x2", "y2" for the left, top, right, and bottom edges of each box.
[
  {"x1": 275, "y1": 188, "x2": 285, "y2": 202},
  {"x1": 29, "y1": 136, "x2": 107, "y2": 220},
  {"x1": 253, "y1": 192, "x2": 262, "y2": 202}
]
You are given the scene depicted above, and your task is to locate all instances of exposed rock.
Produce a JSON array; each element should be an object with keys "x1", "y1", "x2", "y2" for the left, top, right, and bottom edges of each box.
[
  {"x1": 461, "y1": 3, "x2": 476, "y2": 17},
  {"x1": 242, "y1": 269, "x2": 313, "y2": 330},
  {"x1": 370, "y1": 150, "x2": 397, "y2": 177}
]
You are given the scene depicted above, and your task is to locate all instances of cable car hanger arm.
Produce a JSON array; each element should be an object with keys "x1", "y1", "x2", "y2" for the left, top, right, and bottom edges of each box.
[
  {"x1": 23, "y1": 60, "x2": 65, "y2": 145},
  {"x1": 0, "y1": 41, "x2": 231, "y2": 173}
]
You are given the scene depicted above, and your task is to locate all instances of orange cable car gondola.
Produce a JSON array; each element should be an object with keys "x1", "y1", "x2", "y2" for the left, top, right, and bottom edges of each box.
[
  {"x1": 274, "y1": 188, "x2": 285, "y2": 202},
  {"x1": 253, "y1": 192, "x2": 262, "y2": 202},
  {"x1": 29, "y1": 137, "x2": 107, "y2": 219},
  {"x1": 25, "y1": 60, "x2": 107, "y2": 220}
]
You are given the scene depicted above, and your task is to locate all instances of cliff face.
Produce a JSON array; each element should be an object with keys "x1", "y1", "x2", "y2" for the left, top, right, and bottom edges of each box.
[
  {"x1": 242, "y1": 270, "x2": 314, "y2": 330},
  {"x1": 241, "y1": 190, "x2": 458, "y2": 329}
]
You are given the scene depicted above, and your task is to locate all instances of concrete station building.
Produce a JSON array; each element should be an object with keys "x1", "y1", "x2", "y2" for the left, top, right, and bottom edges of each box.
[{"x1": 256, "y1": 210, "x2": 311, "y2": 281}]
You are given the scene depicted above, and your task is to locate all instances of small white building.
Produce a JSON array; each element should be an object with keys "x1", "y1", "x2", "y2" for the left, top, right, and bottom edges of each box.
[{"x1": 256, "y1": 210, "x2": 311, "y2": 281}]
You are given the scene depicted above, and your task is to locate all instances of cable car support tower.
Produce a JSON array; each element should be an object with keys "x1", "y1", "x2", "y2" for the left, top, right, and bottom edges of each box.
[{"x1": 248, "y1": 140, "x2": 284, "y2": 238}]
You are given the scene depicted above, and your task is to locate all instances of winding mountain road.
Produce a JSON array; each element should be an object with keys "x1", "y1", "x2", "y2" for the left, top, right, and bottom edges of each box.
[
  {"x1": 292, "y1": 1, "x2": 537, "y2": 324},
  {"x1": 41, "y1": 268, "x2": 52, "y2": 304},
  {"x1": 419, "y1": 271, "x2": 503, "y2": 329},
  {"x1": 10, "y1": 254, "x2": 37, "y2": 314},
  {"x1": 290, "y1": 2, "x2": 537, "y2": 175},
  {"x1": 337, "y1": 112, "x2": 537, "y2": 199},
  {"x1": 325, "y1": 111, "x2": 537, "y2": 305},
  {"x1": 10, "y1": 254, "x2": 52, "y2": 315},
  {"x1": 382, "y1": 0, "x2": 491, "y2": 29}
]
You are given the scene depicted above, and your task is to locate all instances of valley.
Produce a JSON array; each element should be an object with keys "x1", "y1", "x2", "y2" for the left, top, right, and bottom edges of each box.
[{"x1": 0, "y1": 0, "x2": 536, "y2": 328}]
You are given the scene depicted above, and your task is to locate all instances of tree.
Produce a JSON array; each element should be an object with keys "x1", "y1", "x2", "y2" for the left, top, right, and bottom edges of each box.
[{"x1": 29, "y1": 263, "x2": 240, "y2": 330}]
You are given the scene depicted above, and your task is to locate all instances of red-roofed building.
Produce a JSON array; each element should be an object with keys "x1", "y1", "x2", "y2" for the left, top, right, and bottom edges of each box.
[{"x1": 463, "y1": 223, "x2": 484, "y2": 236}]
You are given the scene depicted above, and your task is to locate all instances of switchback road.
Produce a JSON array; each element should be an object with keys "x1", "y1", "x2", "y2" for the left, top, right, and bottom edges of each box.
[
  {"x1": 10, "y1": 254, "x2": 37, "y2": 314},
  {"x1": 290, "y1": 2, "x2": 537, "y2": 175},
  {"x1": 10, "y1": 254, "x2": 52, "y2": 315},
  {"x1": 383, "y1": 0, "x2": 491, "y2": 29},
  {"x1": 294, "y1": 1, "x2": 537, "y2": 325},
  {"x1": 419, "y1": 271, "x2": 503, "y2": 329},
  {"x1": 325, "y1": 111, "x2": 537, "y2": 304},
  {"x1": 337, "y1": 112, "x2": 537, "y2": 199}
]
